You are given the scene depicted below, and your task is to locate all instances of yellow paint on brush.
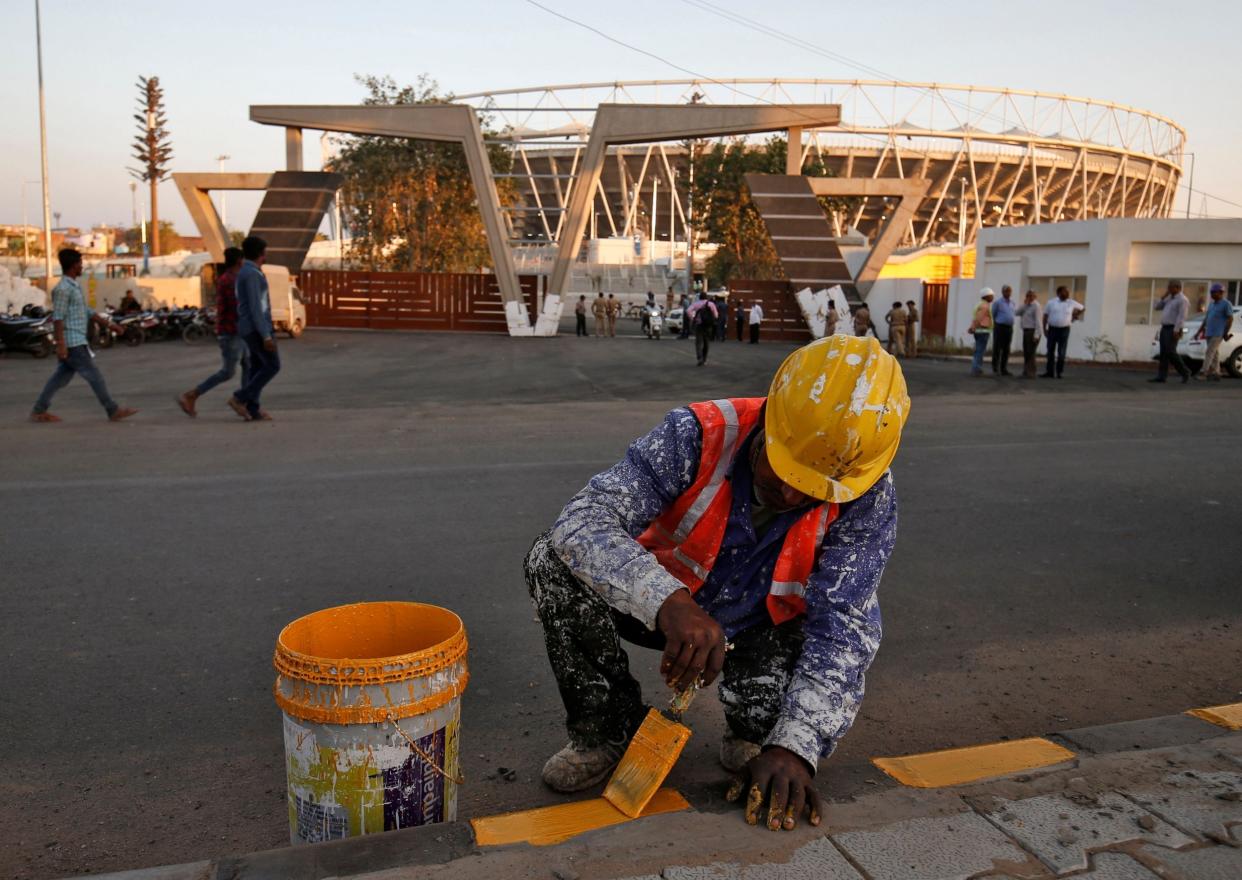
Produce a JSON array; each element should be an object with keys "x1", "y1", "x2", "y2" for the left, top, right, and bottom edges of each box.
[
  {"x1": 602, "y1": 709, "x2": 692, "y2": 818},
  {"x1": 471, "y1": 788, "x2": 690, "y2": 847},
  {"x1": 1187, "y1": 703, "x2": 1242, "y2": 730},
  {"x1": 872, "y1": 737, "x2": 1075, "y2": 788}
]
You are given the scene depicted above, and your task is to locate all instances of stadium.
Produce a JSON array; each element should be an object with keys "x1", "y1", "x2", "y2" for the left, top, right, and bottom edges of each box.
[{"x1": 456, "y1": 79, "x2": 1187, "y2": 253}]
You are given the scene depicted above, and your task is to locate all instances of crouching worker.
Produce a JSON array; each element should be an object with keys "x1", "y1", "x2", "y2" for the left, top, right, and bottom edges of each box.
[{"x1": 524, "y1": 335, "x2": 909, "y2": 830}]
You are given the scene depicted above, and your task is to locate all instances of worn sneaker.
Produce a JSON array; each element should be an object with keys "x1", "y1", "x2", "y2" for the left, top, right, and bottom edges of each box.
[
  {"x1": 719, "y1": 734, "x2": 762, "y2": 773},
  {"x1": 541, "y1": 739, "x2": 625, "y2": 792}
]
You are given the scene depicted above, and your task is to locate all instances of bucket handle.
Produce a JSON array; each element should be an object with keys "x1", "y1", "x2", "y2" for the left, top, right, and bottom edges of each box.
[{"x1": 387, "y1": 712, "x2": 466, "y2": 786}]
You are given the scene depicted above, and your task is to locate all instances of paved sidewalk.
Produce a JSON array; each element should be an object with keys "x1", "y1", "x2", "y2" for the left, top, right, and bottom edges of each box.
[{"x1": 96, "y1": 716, "x2": 1242, "y2": 880}]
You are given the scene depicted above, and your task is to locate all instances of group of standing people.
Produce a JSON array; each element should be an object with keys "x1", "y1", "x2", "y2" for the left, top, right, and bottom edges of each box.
[
  {"x1": 968, "y1": 285, "x2": 1084, "y2": 378},
  {"x1": 576, "y1": 293, "x2": 623, "y2": 337},
  {"x1": 1150, "y1": 280, "x2": 1234, "y2": 384},
  {"x1": 29, "y1": 237, "x2": 282, "y2": 423}
]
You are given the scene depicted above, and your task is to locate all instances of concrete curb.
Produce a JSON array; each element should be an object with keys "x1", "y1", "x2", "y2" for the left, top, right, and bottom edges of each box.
[{"x1": 86, "y1": 706, "x2": 1242, "y2": 880}]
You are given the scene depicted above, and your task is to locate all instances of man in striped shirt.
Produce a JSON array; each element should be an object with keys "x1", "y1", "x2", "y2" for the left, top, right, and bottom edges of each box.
[{"x1": 30, "y1": 249, "x2": 138, "y2": 423}]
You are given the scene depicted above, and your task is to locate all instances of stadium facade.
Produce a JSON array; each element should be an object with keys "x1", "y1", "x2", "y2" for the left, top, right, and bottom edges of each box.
[{"x1": 456, "y1": 79, "x2": 1186, "y2": 253}]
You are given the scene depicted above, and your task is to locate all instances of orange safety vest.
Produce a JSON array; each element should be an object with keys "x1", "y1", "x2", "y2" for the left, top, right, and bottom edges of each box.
[{"x1": 636, "y1": 398, "x2": 839, "y2": 625}]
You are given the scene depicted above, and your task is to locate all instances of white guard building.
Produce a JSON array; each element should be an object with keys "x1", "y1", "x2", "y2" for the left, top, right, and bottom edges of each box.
[{"x1": 953, "y1": 219, "x2": 1242, "y2": 362}]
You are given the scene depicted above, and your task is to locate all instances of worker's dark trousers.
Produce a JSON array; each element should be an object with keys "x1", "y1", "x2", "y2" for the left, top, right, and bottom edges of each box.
[
  {"x1": 991, "y1": 324, "x2": 1014, "y2": 373},
  {"x1": 1044, "y1": 327, "x2": 1070, "y2": 377},
  {"x1": 1022, "y1": 329, "x2": 1039, "y2": 377},
  {"x1": 1156, "y1": 324, "x2": 1189, "y2": 380},
  {"x1": 523, "y1": 531, "x2": 804, "y2": 748},
  {"x1": 749, "y1": 323, "x2": 760, "y2": 344},
  {"x1": 694, "y1": 326, "x2": 713, "y2": 364}
]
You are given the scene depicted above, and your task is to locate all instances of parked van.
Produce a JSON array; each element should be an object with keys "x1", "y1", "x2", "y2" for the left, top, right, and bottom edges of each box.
[{"x1": 262, "y1": 265, "x2": 307, "y2": 338}]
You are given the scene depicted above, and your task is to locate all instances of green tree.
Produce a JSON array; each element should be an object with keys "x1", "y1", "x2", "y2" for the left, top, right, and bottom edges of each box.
[
  {"x1": 120, "y1": 221, "x2": 181, "y2": 254},
  {"x1": 692, "y1": 136, "x2": 852, "y2": 287},
  {"x1": 330, "y1": 75, "x2": 516, "y2": 272}
]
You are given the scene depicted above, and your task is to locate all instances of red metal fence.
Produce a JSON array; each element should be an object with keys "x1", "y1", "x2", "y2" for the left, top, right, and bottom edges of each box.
[
  {"x1": 726, "y1": 279, "x2": 814, "y2": 343},
  {"x1": 301, "y1": 270, "x2": 537, "y2": 333}
]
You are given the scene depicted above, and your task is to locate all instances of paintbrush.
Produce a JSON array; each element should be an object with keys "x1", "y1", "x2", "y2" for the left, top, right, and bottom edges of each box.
[{"x1": 602, "y1": 685, "x2": 698, "y2": 818}]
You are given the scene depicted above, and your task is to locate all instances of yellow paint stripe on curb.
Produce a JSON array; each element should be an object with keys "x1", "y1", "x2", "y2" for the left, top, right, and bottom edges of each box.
[
  {"x1": 872, "y1": 737, "x2": 1076, "y2": 788},
  {"x1": 1187, "y1": 703, "x2": 1242, "y2": 730},
  {"x1": 471, "y1": 788, "x2": 690, "y2": 847}
]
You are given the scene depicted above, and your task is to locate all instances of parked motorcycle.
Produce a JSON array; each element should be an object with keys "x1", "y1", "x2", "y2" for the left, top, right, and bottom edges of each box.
[
  {"x1": 181, "y1": 308, "x2": 214, "y2": 344},
  {"x1": 0, "y1": 313, "x2": 54, "y2": 357},
  {"x1": 92, "y1": 311, "x2": 147, "y2": 348}
]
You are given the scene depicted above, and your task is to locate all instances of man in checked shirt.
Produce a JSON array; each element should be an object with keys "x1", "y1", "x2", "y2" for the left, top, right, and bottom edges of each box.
[
  {"x1": 524, "y1": 335, "x2": 910, "y2": 830},
  {"x1": 29, "y1": 248, "x2": 138, "y2": 423}
]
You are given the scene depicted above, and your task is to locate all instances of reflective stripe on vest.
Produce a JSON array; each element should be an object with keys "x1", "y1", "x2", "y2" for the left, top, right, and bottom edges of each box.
[{"x1": 636, "y1": 398, "x2": 839, "y2": 624}]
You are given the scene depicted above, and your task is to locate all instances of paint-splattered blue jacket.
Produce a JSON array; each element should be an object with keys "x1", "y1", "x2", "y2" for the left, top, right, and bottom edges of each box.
[{"x1": 550, "y1": 406, "x2": 896, "y2": 769}]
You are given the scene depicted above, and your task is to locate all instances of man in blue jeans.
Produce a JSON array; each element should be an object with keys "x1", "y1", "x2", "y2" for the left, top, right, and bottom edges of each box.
[
  {"x1": 30, "y1": 248, "x2": 138, "y2": 423},
  {"x1": 177, "y1": 247, "x2": 249, "y2": 416},
  {"x1": 228, "y1": 236, "x2": 281, "y2": 421}
]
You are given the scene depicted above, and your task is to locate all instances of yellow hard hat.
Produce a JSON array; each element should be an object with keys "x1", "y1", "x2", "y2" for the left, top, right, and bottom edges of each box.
[{"x1": 765, "y1": 335, "x2": 910, "y2": 503}]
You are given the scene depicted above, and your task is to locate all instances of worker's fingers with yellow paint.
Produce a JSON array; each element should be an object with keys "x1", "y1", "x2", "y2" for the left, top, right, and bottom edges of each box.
[
  {"x1": 724, "y1": 774, "x2": 745, "y2": 803},
  {"x1": 702, "y1": 639, "x2": 727, "y2": 687},
  {"x1": 744, "y1": 783, "x2": 764, "y2": 826},
  {"x1": 786, "y1": 780, "x2": 806, "y2": 831},
  {"x1": 766, "y1": 779, "x2": 790, "y2": 831}
]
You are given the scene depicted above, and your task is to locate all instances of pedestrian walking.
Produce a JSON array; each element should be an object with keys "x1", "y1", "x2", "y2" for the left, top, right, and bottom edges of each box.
[
  {"x1": 687, "y1": 291, "x2": 719, "y2": 366},
  {"x1": 714, "y1": 294, "x2": 728, "y2": 341},
  {"x1": 679, "y1": 293, "x2": 692, "y2": 339},
  {"x1": 904, "y1": 301, "x2": 919, "y2": 357},
  {"x1": 523, "y1": 335, "x2": 908, "y2": 816},
  {"x1": 1041, "y1": 286, "x2": 1085, "y2": 378},
  {"x1": 969, "y1": 289, "x2": 994, "y2": 376},
  {"x1": 606, "y1": 294, "x2": 620, "y2": 337},
  {"x1": 885, "y1": 301, "x2": 907, "y2": 356},
  {"x1": 228, "y1": 236, "x2": 281, "y2": 421},
  {"x1": 1199, "y1": 283, "x2": 1233, "y2": 381},
  {"x1": 1149, "y1": 280, "x2": 1191, "y2": 384},
  {"x1": 991, "y1": 286, "x2": 1016, "y2": 375},
  {"x1": 666, "y1": 287, "x2": 675, "y2": 316},
  {"x1": 177, "y1": 247, "x2": 251, "y2": 416},
  {"x1": 1014, "y1": 291, "x2": 1043, "y2": 379},
  {"x1": 574, "y1": 295, "x2": 588, "y2": 337},
  {"x1": 592, "y1": 292, "x2": 607, "y2": 337},
  {"x1": 736, "y1": 303, "x2": 746, "y2": 341},
  {"x1": 29, "y1": 248, "x2": 139, "y2": 423},
  {"x1": 749, "y1": 300, "x2": 764, "y2": 344},
  {"x1": 853, "y1": 304, "x2": 871, "y2": 337}
]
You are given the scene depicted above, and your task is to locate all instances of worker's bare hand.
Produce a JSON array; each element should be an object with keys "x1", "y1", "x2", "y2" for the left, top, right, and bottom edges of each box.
[
  {"x1": 655, "y1": 589, "x2": 725, "y2": 690},
  {"x1": 263, "y1": 337, "x2": 277, "y2": 353},
  {"x1": 725, "y1": 746, "x2": 822, "y2": 831}
]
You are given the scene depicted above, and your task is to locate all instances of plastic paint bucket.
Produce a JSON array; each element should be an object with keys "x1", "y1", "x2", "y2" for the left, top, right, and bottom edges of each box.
[{"x1": 273, "y1": 601, "x2": 469, "y2": 845}]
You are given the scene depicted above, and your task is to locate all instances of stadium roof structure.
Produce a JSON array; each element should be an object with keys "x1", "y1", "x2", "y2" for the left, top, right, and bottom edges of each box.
[{"x1": 454, "y1": 78, "x2": 1187, "y2": 250}]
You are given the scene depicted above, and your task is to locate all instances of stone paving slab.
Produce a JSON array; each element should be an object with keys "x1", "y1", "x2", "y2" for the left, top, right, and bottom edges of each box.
[
  {"x1": 658, "y1": 841, "x2": 866, "y2": 880},
  {"x1": 1120, "y1": 770, "x2": 1242, "y2": 841},
  {"x1": 832, "y1": 812, "x2": 1030, "y2": 880},
  {"x1": 1062, "y1": 852, "x2": 1158, "y2": 879},
  {"x1": 1137, "y1": 841, "x2": 1242, "y2": 880},
  {"x1": 978, "y1": 791, "x2": 1194, "y2": 874}
]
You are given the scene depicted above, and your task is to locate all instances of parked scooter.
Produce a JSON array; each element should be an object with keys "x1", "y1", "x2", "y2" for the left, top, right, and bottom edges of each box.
[
  {"x1": 643, "y1": 305, "x2": 664, "y2": 339},
  {"x1": 0, "y1": 312, "x2": 54, "y2": 357},
  {"x1": 91, "y1": 311, "x2": 147, "y2": 348}
]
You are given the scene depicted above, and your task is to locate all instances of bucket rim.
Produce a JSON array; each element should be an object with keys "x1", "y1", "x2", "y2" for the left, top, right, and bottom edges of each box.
[{"x1": 274, "y1": 600, "x2": 466, "y2": 681}]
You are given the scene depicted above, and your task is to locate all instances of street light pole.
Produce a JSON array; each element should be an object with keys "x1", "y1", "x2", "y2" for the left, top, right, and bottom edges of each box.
[
  {"x1": 215, "y1": 154, "x2": 230, "y2": 227},
  {"x1": 34, "y1": 0, "x2": 54, "y2": 290},
  {"x1": 1184, "y1": 152, "x2": 1196, "y2": 219}
]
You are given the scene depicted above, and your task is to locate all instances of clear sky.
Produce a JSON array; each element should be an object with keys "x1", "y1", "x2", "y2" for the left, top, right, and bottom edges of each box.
[{"x1": 2, "y1": 0, "x2": 1240, "y2": 235}]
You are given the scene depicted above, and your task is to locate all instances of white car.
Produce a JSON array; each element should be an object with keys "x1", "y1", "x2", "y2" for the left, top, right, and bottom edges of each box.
[
  {"x1": 666, "y1": 307, "x2": 684, "y2": 334},
  {"x1": 1148, "y1": 305, "x2": 1242, "y2": 376}
]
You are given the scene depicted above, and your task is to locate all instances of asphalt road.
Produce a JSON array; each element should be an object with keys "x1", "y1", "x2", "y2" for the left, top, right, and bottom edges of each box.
[{"x1": 1, "y1": 324, "x2": 1238, "y2": 879}]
